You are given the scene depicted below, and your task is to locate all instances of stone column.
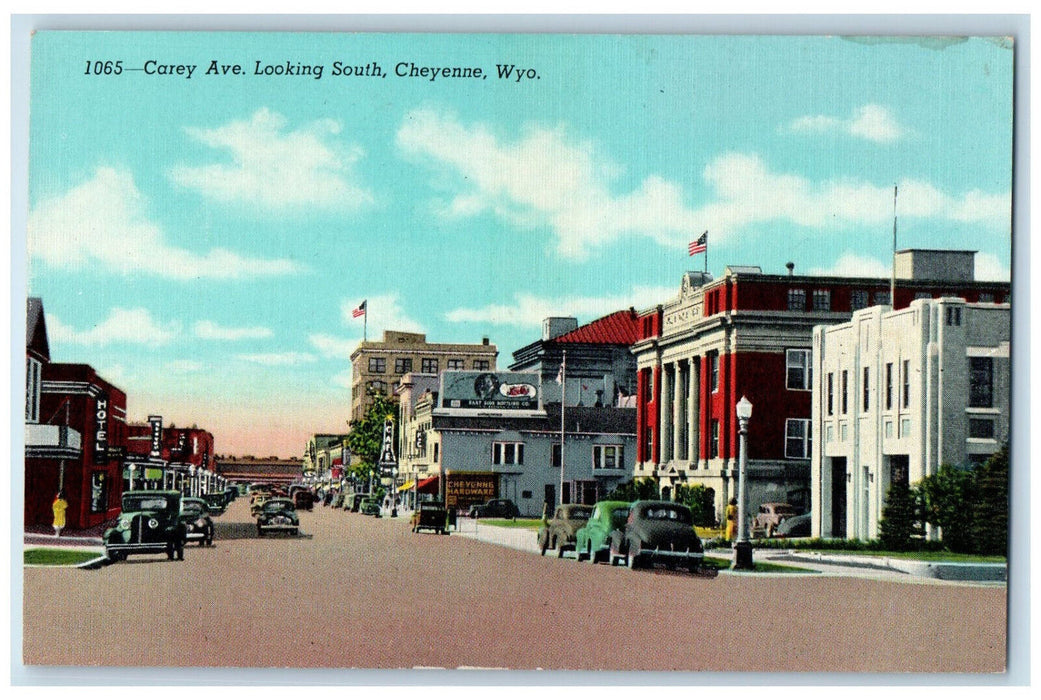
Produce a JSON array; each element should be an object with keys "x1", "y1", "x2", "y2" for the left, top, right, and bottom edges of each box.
[
  {"x1": 688, "y1": 356, "x2": 700, "y2": 467},
  {"x1": 659, "y1": 363, "x2": 673, "y2": 464},
  {"x1": 673, "y1": 361, "x2": 685, "y2": 462}
]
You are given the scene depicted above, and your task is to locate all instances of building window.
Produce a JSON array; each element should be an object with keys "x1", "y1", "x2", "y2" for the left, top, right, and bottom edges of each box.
[
  {"x1": 915, "y1": 291, "x2": 932, "y2": 300},
  {"x1": 850, "y1": 289, "x2": 869, "y2": 311},
  {"x1": 874, "y1": 291, "x2": 891, "y2": 306},
  {"x1": 978, "y1": 293, "x2": 994, "y2": 303},
  {"x1": 900, "y1": 418, "x2": 911, "y2": 438},
  {"x1": 643, "y1": 427, "x2": 653, "y2": 462},
  {"x1": 447, "y1": 359, "x2": 465, "y2": 370},
  {"x1": 826, "y1": 425, "x2": 833, "y2": 443},
  {"x1": 969, "y1": 357, "x2": 994, "y2": 408},
  {"x1": 709, "y1": 420, "x2": 720, "y2": 458},
  {"x1": 368, "y1": 357, "x2": 386, "y2": 374},
  {"x1": 786, "y1": 349, "x2": 811, "y2": 390},
  {"x1": 969, "y1": 418, "x2": 996, "y2": 439},
  {"x1": 492, "y1": 442, "x2": 524, "y2": 465},
  {"x1": 945, "y1": 306, "x2": 962, "y2": 326},
  {"x1": 785, "y1": 419, "x2": 811, "y2": 459},
  {"x1": 902, "y1": 360, "x2": 911, "y2": 408},
  {"x1": 25, "y1": 356, "x2": 41, "y2": 423},
  {"x1": 433, "y1": 443, "x2": 439, "y2": 462},
  {"x1": 826, "y1": 373, "x2": 834, "y2": 415},
  {"x1": 885, "y1": 363, "x2": 893, "y2": 410},
  {"x1": 473, "y1": 360, "x2": 490, "y2": 370},
  {"x1": 421, "y1": 358, "x2": 439, "y2": 374},
  {"x1": 367, "y1": 380, "x2": 387, "y2": 395},
  {"x1": 841, "y1": 370, "x2": 849, "y2": 414},
  {"x1": 812, "y1": 289, "x2": 831, "y2": 311},
  {"x1": 862, "y1": 367, "x2": 870, "y2": 412},
  {"x1": 395, "y1": 358, "x2": 412, "y2": 374},
  {"x1": 593, "y1": 445, "x2": 623, "y2": 469},
  {"x1": 840, "y1": 423, "x2": 848, "y2": 442},
  {"x1": 551, "y1": 443, "x2": 562, "y2": 468},
  {"x1": 885, "y1": 421, "x2": 893, "y2": 438},
  {"x1": 709, "y1": 353, "x2": 719, "y2": 392},
  {"x1": 787, "y1": 289, "x2": 806, "y2": 311}
]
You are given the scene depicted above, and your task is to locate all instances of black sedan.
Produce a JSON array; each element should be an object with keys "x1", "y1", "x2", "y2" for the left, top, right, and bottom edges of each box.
[{"x1": 609, "y1": 500, "x2": 704, "y2": 571}]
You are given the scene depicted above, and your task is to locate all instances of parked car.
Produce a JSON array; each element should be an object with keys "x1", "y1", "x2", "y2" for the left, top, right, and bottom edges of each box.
[
  {"x1": 751, "y1": 502, "x2": 800, "y2": 538},
  {"x1": 411, "y1": 500, "x2": 449, "y2": 534},
  {"x1": 223, "y1": 486, "x2": 238, "y2": 503},
  {"x1": 347, "y1": 493, "x2": 367, "y2": 512},
  {"x1": 468, "y1": 498, "x2": 519, "y2": 519},
  {"x1": 180, "y1": 497, "x2": 215, "y2": 547},
  {"x1": 293, "y1": 489, "x2": 315, "y2": 511},
  {"x1": 773, "y1": 512, "x2": 812, "y2": 538},
  {"x1": 256, "y1": 498, "x2": 300, "y2": 536},
  {"x1": 201, "y1": 492, "x2": 227, "y2": 516},
  {"x1": 360, "y1": 496, "x2": 382, "y2": 517},
  {"x1": 537, "y1": 503, "x2": 593, "y2": 557},
  {"x1": 575, "y1": 500, "x2": 631, "y2": 564},
  {"x1": 608, "y1": 500, "x2": 704, "y2": 571},
  {"x1": 250, "y1": 492, "x2": 270, "y2": 517},
  {"x1": 104, "y1": 490, "x2": 186, "y2": 562}
]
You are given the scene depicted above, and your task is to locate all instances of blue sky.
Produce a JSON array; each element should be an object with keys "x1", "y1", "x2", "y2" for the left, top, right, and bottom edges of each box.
[{"x1": 25, "y1": 32, "x2": 1013, "y2": 457}]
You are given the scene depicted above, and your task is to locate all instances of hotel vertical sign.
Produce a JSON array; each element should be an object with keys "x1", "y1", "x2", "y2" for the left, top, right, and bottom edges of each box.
[
  {"x1": 148, "y1": 415, "x2": 163, "y2": 458},
  {"x1": 93, "y1": 392, "x2": 109, "y2": 464}
]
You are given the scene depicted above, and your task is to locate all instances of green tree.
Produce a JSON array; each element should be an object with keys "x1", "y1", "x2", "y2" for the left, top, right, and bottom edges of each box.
[
  {"x1": 969, "y1": 443, "x2": 1009, "y2": 556},
  {"x1": 607, "y1": 477, "x2": 659, "y2": 502},
  {"x1": 877, "y1": 479, "x2": 920, "y2": 551},
  {"x1": 918, "y1": 463, "x2": 976, "y2": 553},
  {"x1": 674, "y1": 483, "x2": 717, "y2": 527},
  {"x1": 346, "y1": 390, "x2": 399, "y2": 487}
]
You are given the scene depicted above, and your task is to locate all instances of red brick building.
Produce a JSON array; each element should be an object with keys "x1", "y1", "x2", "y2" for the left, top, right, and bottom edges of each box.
[{"x1": 632, "y1": 250, "x2": 1009, "y2": 521}]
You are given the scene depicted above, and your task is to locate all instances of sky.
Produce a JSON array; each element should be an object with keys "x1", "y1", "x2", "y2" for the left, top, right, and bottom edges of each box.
[{"x1": 23, "y1": 32, "x2": 1014, "y2": 459}]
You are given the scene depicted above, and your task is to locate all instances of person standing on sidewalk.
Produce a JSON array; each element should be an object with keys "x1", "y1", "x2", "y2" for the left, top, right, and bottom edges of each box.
[
  {"x1": 724, "y1": 498, "x2": 738, "y2": 542},
  {"x1": 51, "y1": 491, "x2": 68, "y2": 538}
]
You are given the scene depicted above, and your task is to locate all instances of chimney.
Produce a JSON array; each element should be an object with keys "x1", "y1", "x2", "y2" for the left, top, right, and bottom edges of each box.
[{"x1": 786, "y1": 261, "x2": 795, "y2": 277}]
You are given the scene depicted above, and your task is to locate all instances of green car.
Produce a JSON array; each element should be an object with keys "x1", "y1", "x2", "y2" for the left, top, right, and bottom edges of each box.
[
  {"x1": 104, "y1": 490, "x2": 187, "y2": 562},
  {"x1": 360, "y1": 496, "x2": 382, "y2": 517},
  {"x1": 574, "y1": 500, "x2": 631, "y2": 564}
]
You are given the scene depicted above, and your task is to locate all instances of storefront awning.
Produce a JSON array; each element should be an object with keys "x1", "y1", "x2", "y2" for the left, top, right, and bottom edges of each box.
[
  {"x1": 397, "y1": 480, "x2": 415, "y2": 492},
  {"x1": 417, "y1": 476, "x2": 439, "y2": 494}
]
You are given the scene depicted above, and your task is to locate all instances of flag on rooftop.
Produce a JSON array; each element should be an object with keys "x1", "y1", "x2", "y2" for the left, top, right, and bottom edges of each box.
[
  {"x1": 688, "y1": 231, "x2": 707, "y2": 256},
  {"x1": 352, "y1": 300, "x2": 367, "y2": 318}
]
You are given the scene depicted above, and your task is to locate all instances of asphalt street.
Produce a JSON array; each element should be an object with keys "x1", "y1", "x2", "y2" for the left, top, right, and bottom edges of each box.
[{"x1": 22, "y1": 497, "x2": 1007, "y2": 672}]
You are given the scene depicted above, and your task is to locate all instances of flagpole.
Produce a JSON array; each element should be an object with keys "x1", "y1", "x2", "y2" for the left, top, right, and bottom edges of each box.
[
  {"x1": 364, "y1": 308, "x2": 368, "y2": 342},
  {"x1": 890, "y1": 185, "x2": 898, "y2": 307},
  {"x1": 704, "y1": 231, "x2": 708, "y2": 277},
  {"x1": 559, "y1": 349, "x2": 566, "y2": 506}
]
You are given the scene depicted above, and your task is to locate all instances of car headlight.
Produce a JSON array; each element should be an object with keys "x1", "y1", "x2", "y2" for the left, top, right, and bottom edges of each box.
[
  {"x1": 118, "y1": 517, "x2": 131, "y2": 531},
  {"x1": 147, "y1": 518, "x2": 159, "y2": 529},
  {"x1": 195, "y1": 518, "x2": 207, "y2": 527}
]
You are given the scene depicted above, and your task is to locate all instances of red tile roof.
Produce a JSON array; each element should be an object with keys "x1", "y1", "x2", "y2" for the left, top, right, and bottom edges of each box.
[{"x1": 554, "y1": 309, "x2": 641, "y2": 345}]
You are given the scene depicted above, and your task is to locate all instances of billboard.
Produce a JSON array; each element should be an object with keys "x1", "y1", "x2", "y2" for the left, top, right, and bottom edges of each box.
[{"x1": 439, "y1": 371, "x2": 539, "y2": 411}]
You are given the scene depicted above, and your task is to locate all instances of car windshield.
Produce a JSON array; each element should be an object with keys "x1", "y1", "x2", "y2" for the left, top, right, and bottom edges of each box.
[
  {"x1": 610, "y1": 508, "x2": 630, "y2": 528},
  {"x1": 642, "y1": 505, "x2": 692, "y2": 523},
  {"x1": 124, "y1": 496, "x2": 170, "y2": 511},
  {"x1": 182, "y1": 503, "x2": 204, "y2": 515},
  {"x1": 568, "y1": 510, "x2": 590, "y2": 520}
]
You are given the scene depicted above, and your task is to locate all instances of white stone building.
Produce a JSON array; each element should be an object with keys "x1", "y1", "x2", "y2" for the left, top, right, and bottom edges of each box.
[{"x1": 811, "y1": 298, "x2": 1010, "y2": 540}]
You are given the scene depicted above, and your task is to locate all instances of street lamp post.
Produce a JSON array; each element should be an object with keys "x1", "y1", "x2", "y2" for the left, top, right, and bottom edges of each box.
[{"x1": 733, "y1": 396, "x2": 754, "y2": 570}]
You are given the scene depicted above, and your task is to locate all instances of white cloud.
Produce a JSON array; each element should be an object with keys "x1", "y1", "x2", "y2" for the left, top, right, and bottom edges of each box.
[
  {"x1": 786, "y1": 104, "x2": 907, "y2": 143},
  {"x1": 167, "y1": 360, "x2": 205, "y2": 373},
  {"x1": 170, "y1": 108, "x2": 374, "y2": 211},
  {"x1": 339, "y1": 293, "x2": 424, "y2": 334},
  {"x1": 47, "y1": 308, "x2": 180, "y2": 347},
  {"x1": 809, "y1": 253, "x2": 890, "y2": 278},
  {"x1": 975, "y1": 252, "x2": 1010, "y2": 282},
  {"x1": 194, "y1": 320, "x2": 273, "y2": 341},
  {"x1": 446, "y1": 285, "x2": 675, "y2": 327},
  {"x1": 309, "y1": 333, "x2": 357, "y2": 360},
  {"x1": 237, "y1": 352, "x2": 316, "y2": 366},
  {"x1": 28, "y1": 166, "x2": 301, "y2": 279},
  {"x1": 397, "y1": 108, "x2": 702, "y2": 259},
  {"x1": 331, "y1": 371, "x2": 353, "y2": 390}
]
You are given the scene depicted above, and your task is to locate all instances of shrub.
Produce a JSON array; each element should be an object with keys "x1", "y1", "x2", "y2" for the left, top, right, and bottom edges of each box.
[
  {"x1": 970, "y1": 444, "x2": 1009, "y2": 556},
  {"x1": 878, "y1": 479, "x2": 920, "y2": 551}
]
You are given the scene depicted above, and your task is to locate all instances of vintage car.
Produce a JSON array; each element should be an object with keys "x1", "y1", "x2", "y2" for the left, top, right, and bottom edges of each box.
[
  {"x1": 751, "y1": 502, "x2": 800, "y2": 538},
  {"x1": 180, "y1": 497, "x2": 215, "y2": 547},
  {"x1": 411, "y1": 500, "x2": 449, "y2": 534},
  {"x1": 360, "y1": 496, "x2": 382, "y2": 517},
  {"x1": 293, "y1": 489, "x2": 315, "y2": 511},
  {"x1": 537, "y1": 503, "x2": 593, "y2": 557},
  {"x1": 773, "y1": 512, "x2": 812, "y2": 538},
  {"x1": 345, "y1": 493, "x2": 367, "y2": 512},
  {"x1": 223, "y1": 486, "x2": 238, "y2": 503},
  {"x1": 104, "y1": 490, "x2": 187, "y2": 562},
  {"x1": 608, "y1": 500, "x2": 704, "y2": 571},
  {"x1": 250, "y1": 491, "x2": 271, "y2": 517},
  {"x1": 255, "y1": 498, "x2": 300, "y2": 536},
  {"x1": 468, "y1": 498, "x2": 519, "y2": 520},
  {"x1": 201, "y1": 491, "x2": 227, "y2": 516},
  {"x1": 574, "y1": 500, "x2": 631, "y2": 564}
]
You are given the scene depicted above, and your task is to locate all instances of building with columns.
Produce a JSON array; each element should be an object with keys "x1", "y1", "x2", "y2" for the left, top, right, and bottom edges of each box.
[
  {"x1": 631, "y1": 251, "x2": 1009, "y2": 524},
  {"x1": 811, "y1": 298, "x2": 1010, "y2": 540}
]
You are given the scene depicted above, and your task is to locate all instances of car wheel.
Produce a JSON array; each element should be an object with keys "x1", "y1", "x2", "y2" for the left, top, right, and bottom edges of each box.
[
  {"x1": 291, "y1": 528, "x2": 299, "y2": 536},
  {"x1": 583, "y1": 543, "x2": 593, "y2": 563},
  {"x1": 539, "y1": 535, "x2": 549, "y2": 556},
  {"x1": 166, "y1": 542, "x2": 175, "y2": 560},
  {"x1": 627, "y1": 543, "x2": 641, "y2": 570},
  {"x1": 257, "y1": 525, "x2": 264, "y2": 537},
  {"x1": 767, "y1": 524, "x2": 776, "y2": 538},
  {"x1": 556, "y1": 541, "x2": 567, "y2": 558},
  {"x1": 107, "y1": 550, "x2": 123, "y2": 562},
  {"x1": 176, "y1": 542, "x2": 185, "y2": 561}
]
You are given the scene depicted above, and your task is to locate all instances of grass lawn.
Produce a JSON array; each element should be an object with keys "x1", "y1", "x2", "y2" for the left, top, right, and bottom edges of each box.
[
  {"x1": 24, "y1": 548, "x2": 100, "y2": 566},
  {"x1": 702, "y1": 555, "x2": 818, "y2": 574},
  {"x1": 480, "y1": 518, "x2": 543, "y2": 529}
]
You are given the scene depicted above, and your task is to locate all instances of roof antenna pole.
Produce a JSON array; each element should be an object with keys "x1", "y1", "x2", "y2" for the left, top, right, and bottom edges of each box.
[{"x1": 890, "y1": 185, "x2": 898, "y2": 308}]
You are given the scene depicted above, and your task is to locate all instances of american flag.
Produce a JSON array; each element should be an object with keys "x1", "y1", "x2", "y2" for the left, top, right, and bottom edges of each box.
[
  {"x1": 352, "y1": 300, "x2": 367, "y2": 318},
  {"x1": 688, "y1": 231, "x2": 707, "y2": 256}
]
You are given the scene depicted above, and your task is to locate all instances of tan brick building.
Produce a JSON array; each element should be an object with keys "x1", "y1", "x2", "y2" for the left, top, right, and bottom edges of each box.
[{"x1": 349, "y1": 331, "x2": 498, "y2": 422}]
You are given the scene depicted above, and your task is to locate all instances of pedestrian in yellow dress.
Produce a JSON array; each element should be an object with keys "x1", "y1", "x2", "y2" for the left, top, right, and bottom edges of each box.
[
  {"x1": 724, "y1": 498, "x2": 738, "y2": 542},
  {"x1": 52, "y1": 491, "x2": 68, "y2": 537}
]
